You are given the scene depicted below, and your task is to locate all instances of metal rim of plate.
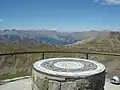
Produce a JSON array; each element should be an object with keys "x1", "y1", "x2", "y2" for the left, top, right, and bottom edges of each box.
[{"x1": 33, "y1": 58, "x2": 105, "y2": 78}]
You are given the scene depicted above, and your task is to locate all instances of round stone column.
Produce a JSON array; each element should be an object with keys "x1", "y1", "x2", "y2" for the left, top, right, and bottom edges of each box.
[{"x1": 32, "y1": 58, "x2": 105, "y2": 90}]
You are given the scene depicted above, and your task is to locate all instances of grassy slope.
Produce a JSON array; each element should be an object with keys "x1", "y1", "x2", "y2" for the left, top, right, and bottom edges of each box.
[
  {"x1": 1, "y1": 31, "x2": 120, "y2": 80},
  {"x1": 0, "y1": 40, "x2": 80, "y2": 80},
  {"x1": 67, "y1": 32, "x2": 120, "y2": 78}
]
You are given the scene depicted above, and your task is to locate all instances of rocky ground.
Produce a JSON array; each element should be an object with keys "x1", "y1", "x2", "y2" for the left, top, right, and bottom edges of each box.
[{"x1": 0, "y1": 78, "x2": 120, "y2": 90}]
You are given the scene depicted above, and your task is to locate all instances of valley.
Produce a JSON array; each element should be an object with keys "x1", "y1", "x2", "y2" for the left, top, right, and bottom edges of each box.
[{"x1": 0, "y1": 30, "x2": 120, "y2": 80}]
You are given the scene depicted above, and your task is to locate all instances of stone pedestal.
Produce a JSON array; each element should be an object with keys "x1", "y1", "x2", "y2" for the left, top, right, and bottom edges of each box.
[{"x1": 32, "y1": 58, "x2": 105, "y2": 90}]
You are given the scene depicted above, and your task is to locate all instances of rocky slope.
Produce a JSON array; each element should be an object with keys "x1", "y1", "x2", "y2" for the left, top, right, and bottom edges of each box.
[
  {"x1": 68, "y1": 31, "x2": 120, "y2": 78},
  {"x1": 70, "y1": 31, "x2": 120, "y2": 52},
  {"x1": 0, "y1": 29, "x2": 102, "y2": 45}
]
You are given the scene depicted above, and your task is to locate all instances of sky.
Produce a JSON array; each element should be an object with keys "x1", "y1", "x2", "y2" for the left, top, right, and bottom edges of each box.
[{"x1": 0, "y1": 0, "x2": 120, "y2": 31}]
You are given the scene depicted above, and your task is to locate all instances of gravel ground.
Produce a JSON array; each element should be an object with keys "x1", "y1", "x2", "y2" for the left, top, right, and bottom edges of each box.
[
  {"x1": 0, "y1": 78, "x2": 32, "y2": 90},
  {"x1": 105, "y1": 79, "x2": 120, "y2": 90},
  {"x1": 0, "y1": 78, "x2": 120, "y2": 90}
]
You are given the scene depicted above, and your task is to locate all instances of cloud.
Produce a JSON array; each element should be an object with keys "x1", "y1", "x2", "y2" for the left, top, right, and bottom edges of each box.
[
  {"x1": 94, "y1": 0, "x2": 120, "y2": 5},
  {"x1": 0, "y1": 19, "x2": 3, "y2": 22}
]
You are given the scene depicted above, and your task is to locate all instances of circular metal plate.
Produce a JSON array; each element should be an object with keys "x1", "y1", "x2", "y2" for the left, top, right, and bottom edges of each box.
[{"x1": 33, "y1": 58, "x2": 105, "y2": 77}]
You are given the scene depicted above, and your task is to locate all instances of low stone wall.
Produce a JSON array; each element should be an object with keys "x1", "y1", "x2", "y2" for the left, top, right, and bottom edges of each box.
[{"x1": 32, "y1": 58, "x2": 106, "y2": 90}]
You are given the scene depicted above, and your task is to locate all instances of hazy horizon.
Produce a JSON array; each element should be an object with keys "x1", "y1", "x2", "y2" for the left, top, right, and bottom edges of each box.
[{"x1": 0, "y1": 28, "x2": 120, "y2": 33}]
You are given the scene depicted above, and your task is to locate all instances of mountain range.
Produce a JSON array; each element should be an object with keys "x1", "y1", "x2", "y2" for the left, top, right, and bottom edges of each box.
[
  {"x1": 0, "y1": 29, "x2": 105, "y2": 45},
  {"x1": 70, "y1": 31, "x2": 120, "y2": 52},
  {"x1": 1, "y1": 29, "x2": 120, "y2": 79}
]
